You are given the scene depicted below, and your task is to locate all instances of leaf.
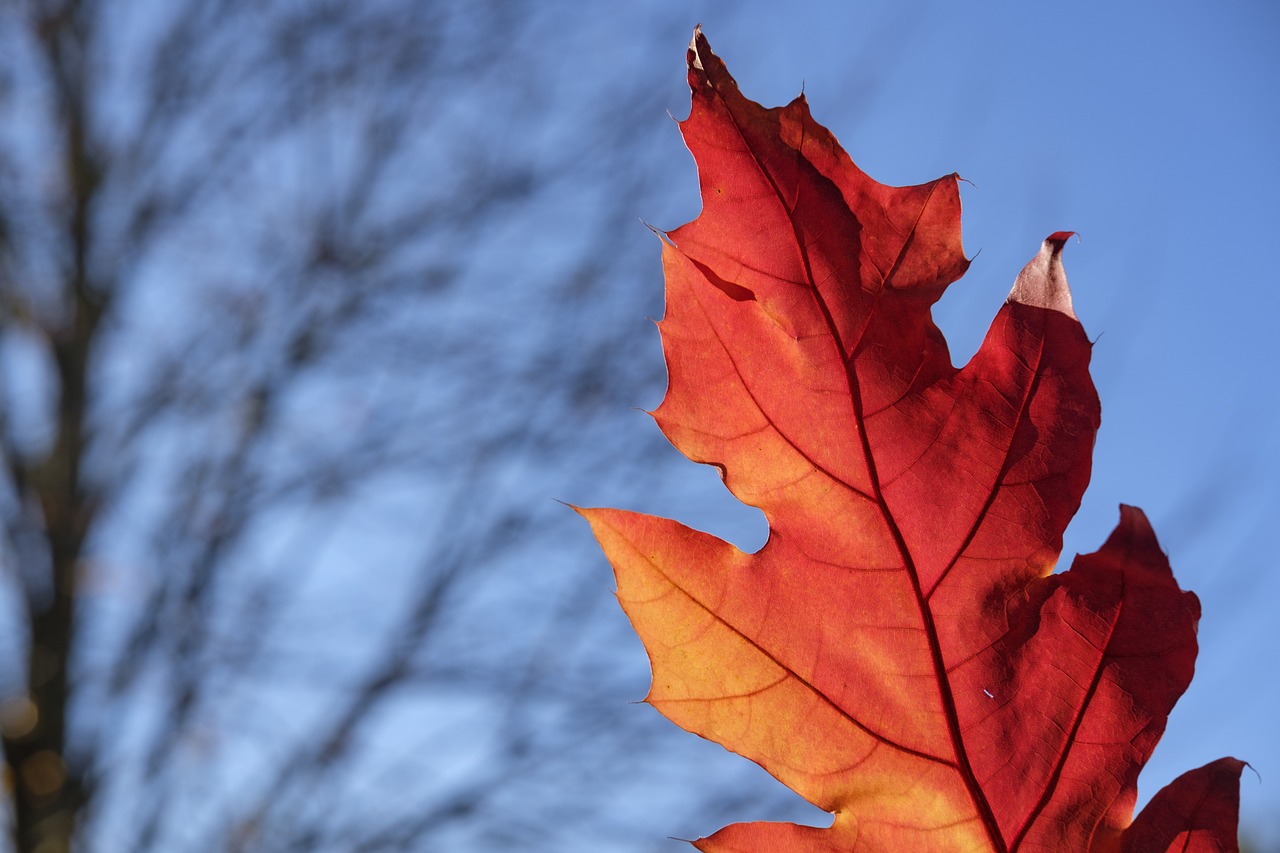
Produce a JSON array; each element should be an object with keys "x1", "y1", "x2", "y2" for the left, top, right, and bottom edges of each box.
[{"x1": 578, "y1": 27, "x2": 1244, "y2": 853}]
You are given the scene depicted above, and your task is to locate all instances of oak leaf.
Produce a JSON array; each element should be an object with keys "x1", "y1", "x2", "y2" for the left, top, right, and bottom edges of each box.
[{"x1": 579, "y1": 28, "x2": 1243, "y2": 852}]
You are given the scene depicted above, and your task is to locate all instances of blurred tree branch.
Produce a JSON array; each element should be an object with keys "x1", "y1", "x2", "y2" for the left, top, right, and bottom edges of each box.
[{"x1": 1, "y1": 1, "x2": 719, "y2": 850}]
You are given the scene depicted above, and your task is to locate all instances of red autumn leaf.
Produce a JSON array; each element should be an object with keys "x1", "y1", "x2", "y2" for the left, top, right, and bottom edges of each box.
[{"x1": 578, "y1": 28, "x2": 1244, "y2": 853}]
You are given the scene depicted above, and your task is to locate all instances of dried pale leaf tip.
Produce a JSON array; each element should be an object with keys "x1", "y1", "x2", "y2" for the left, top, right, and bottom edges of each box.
[
  {"x1": 1008, "y1": 232, "x2": 1077, "y2": 319},
  {"x1": 689, "y1": 25, "x2": 704, "y2": 70}
]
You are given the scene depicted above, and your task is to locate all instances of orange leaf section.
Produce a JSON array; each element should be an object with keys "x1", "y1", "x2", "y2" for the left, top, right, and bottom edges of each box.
[{"x1": 579, "y1": 28, "x2": 1243, "y2": 852}]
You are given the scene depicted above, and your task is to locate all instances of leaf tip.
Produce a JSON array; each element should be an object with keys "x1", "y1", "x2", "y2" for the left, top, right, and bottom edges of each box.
[
  {"x1": 1008, "y1": 232, "x2": 1079, "y2": 319},
  {"x1": 1110, "y1": 503, "x2": 1159, "y2": 553},
  {"x1": 1097, "y1": 504, "x2": 1188, "y2": 590},
  {"x1": 642, "y1": 218, "x2": 675, "y2": 246},
  {"x1": 688, "y1": 24, "x2": 706, "y2": 71}
]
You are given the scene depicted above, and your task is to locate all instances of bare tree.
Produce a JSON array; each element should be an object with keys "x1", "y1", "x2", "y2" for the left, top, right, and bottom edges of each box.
[{"x1": 0, "y1": 2, "x2": 785, "y2": 850}]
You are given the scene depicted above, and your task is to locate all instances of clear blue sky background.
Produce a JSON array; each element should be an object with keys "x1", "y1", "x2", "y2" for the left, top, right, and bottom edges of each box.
[{"x1": 605, "y1": 0, "x2": 1279, "y2": 845}]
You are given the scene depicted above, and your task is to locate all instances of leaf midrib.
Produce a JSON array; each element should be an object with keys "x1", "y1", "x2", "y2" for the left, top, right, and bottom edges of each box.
[{"x1": 700, "y1": 73, "x2": 1010, "y2": 853}]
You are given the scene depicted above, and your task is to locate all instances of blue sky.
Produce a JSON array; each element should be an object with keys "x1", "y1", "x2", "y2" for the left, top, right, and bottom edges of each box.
[{"x1": 608, "y1": 0, "x2": 1279, "y2": 844}]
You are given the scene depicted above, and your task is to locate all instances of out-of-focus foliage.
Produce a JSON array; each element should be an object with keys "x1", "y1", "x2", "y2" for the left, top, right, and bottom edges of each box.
[{"x1": 0, "y1": 2, "x2": 790, "y2": 851}]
